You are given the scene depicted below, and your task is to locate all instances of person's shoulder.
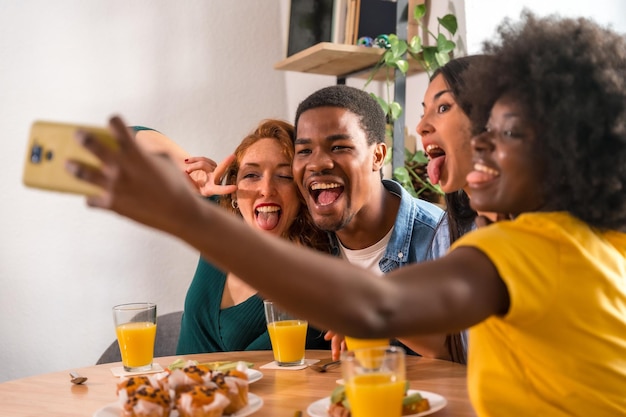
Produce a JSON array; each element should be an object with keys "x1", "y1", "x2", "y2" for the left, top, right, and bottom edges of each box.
[
  {"x1": 130, "y1": 125, "x2": 159, "y2": 133},
  {"x1": 383, "y1": 179, "x2": 443, "y2": 221}
]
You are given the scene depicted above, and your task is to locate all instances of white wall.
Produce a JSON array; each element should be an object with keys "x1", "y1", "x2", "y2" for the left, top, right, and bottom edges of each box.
[
  {"x1": 466, "y1": 0, "x2": 626, "y2": 54},
  {"x1": 1, "y1": 0, "x2": 624, "y2": 383},
  {"x1": 0, "y1": 0, "x2": 299, "y2": 382}
]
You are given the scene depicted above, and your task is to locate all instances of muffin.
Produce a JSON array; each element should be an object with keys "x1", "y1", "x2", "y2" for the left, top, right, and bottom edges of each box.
[
  {"x1": 117, "y1": 376, "x2": 153, "y2": 397},
  {"x1": 176, "y1": 385, "x2": 230, "y2": 417},
  {"x1": 120, "y1": 385, "x2": 172, "y2": 417},
  {"x1": 166, "y1": 364, "x2": 214, "y2": 401},
  {"x1": 210, "y1": 369, "x2": 249, "y2": 414}
]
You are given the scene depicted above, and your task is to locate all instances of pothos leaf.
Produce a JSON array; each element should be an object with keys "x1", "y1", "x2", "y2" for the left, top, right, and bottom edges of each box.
[
  {"x1": 413, "y1": 4, "x2": 426, "y2": 20},
  {"x1": 422, "y1": 47, "x2": 438, "y2": 71},
  {"x1": 408, "y1": 150, "x2": 429, "y2": 164},
  {"x1": 394, "y1": 59, "x2": 409, "y2": 74},
  {"x1": 393, "y1": 167, "x2": 418, "y2": 198},
  {"x1": 371, "y1": 93, "x2": 389, "y2": 116},
  {"x1": 435, "y1": 51, "x2": 451, "y2": 67},
  {"x1": 389, "y1": 101, "x2": 403, "y2": 122},
  {"x1": 437, "y1": 33, "x2": 455, "y2": 53},
  {"x1": 438, "y1": 14, "x2": 458, "y2": 35},
  {"x1": 407, "y1": 35, "x2": 422, "y2": 54}
]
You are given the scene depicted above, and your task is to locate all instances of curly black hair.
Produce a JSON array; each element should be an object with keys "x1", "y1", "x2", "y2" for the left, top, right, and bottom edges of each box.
[
  {"x1": 294, "y1": 85, "x2": 386, "y2": 145},
  {"x1": 464, "y1": 11, "x2": 626, "y2": 231}
]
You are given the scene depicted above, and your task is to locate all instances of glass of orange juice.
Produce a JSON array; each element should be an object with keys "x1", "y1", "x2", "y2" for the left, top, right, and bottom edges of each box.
[
  {"x1": 263, "y1": 300, "x2": 308, "y2": 366},
  {"x1": 341, "y1": 345, "x2": 406, "y2": 417},
  {"x1": 344, "y1": 336, "x2": 389, "y2": 351},
  {"x1": 113, "y1": 302, "x2": 157, "y2": 372}
]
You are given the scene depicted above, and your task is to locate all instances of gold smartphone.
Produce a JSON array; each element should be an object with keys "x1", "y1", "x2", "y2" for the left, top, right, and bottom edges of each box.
[{"x1": 22, "y1": 120, "x2": 117, "y2": 196}]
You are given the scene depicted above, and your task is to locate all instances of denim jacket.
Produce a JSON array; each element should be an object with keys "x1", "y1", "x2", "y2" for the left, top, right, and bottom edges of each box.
[
  {"x1": 329, "y1": 179, "x2": 446, "y2": 268},
  {"x1": 329, "y1": 179, "x2": 468, "y2": 364}
]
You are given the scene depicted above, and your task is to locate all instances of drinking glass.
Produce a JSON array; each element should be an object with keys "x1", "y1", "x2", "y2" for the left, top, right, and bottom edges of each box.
[
  {"x1": 112, "y1": 302, "x2": 157, "y2": 372},
  {"x1": 263, "y1": 300, "x2": 308, "y2": 366},
  {"x1": 344, "y1": 336, "x2": 390, "y2": 351},
  {"x1": 341, "y1": 345, "x2": 406, "y2": 417}
]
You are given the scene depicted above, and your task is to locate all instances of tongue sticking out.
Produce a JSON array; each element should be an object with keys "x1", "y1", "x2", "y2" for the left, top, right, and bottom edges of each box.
[
  {"x1": 427, "y1": 155, "x2": 446, "y2": 185},
  {"x1": 317, "y1": 188, "x2": 342, "y2": 206},
  {"x1": 257, "y1": 211, "x2": 280, "y2": 230}
]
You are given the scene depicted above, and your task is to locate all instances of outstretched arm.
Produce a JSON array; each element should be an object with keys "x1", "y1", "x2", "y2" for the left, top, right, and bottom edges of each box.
[
  {"x1": 66, "y1": 116, "x2": 509, "y2": 338},
  {"x1": 134, "y1": 129, "x2": 192, "y2": 171}
]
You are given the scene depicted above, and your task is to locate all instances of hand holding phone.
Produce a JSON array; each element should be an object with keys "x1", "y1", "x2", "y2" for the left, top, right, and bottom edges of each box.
[{"x1": 22, "y1": 120, "x2": 118, "y2": 195}]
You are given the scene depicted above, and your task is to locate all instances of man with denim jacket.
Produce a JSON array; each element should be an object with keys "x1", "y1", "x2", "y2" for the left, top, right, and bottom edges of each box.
[{"x1": 292, "y1": 85, "x2": 466, "y2": 363}]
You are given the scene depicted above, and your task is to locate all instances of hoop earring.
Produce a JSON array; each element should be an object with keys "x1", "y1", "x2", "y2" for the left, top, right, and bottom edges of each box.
[{"x1": 231, "y1": 199, "x2": 238, "y2": 209}]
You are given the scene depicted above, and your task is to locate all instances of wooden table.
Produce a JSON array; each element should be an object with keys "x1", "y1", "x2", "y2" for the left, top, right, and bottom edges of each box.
[{"x1": 0, "y1": 350, "x2": 476, "y2": 417}]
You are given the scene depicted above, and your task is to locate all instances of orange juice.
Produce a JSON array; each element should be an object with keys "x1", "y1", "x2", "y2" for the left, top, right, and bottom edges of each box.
[
  {"x1": 345, "y1": 373, "x2": 405, "y2": 417},
  {"x1": 267, "y1": 319, "x2": 307, "y2": 364},
  {"x1": 344, "y1": 336, "x2": 389, "y2": 351},
  {"x1": 116, "y1": 322, "x2": 157, "y2": 368}
]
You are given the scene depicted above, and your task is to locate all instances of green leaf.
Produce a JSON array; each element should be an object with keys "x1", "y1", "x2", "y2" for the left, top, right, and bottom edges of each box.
[
  {"x1": 438, "y1": 14, "x2": 458, "y2": 35},
  {"x1": 407, "y1": 35, "x2": 422, "y2": 54},
  {"x1": 371, "y1": 93, "x2": 389, "y2": 116},
  {"x1": 393, "y1": 167, "x2": 418, "y2": 198},
  {"x1": 395, "y1": 59, "x2": 409, "y2": 74},
  {"x1": 422, "y1": 46, "x2": 438, "y2": 71},
  {"x1": 435, "y1": 51, "x2": 451, "y2": 67},
  {"x1": 389, "y1": 101, "x2": 403, "y2": 121},
  {"x1": 413, "y1": 4, "x2": 426, "y2": 21},
  {"x1": 436, "y1": 34, "x2": 455, "y2": 53},
  {"x1": 389, "y1": 41, "x2": 407, "y2": 58},
  {"x1": 408, "y1": 150, "x2": 429, "y2": 164}
]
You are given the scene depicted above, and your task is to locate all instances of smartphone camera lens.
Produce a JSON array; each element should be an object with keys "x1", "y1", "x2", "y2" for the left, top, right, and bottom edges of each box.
[
  {"x1": 45, "y1": 150, "x2": 53, "y2": 161},
  {"x1": 30, "y1": 144, "x2": 43, "y2": 164}
]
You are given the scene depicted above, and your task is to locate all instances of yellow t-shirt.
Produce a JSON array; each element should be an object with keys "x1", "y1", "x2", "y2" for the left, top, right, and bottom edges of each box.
[{"x1": 452, "y1": 212, "x2": 626, "y2": 417}]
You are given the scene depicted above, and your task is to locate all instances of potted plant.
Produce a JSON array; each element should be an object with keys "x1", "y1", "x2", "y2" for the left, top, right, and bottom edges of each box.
[{"x1": 365, "y1": 3, "x2": 458, "y2": 204}]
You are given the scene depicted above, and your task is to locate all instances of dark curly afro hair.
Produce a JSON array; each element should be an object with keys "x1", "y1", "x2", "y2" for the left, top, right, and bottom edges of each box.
[{"x1": 463, "y1": 11, "x2": 626, "y2": 232}]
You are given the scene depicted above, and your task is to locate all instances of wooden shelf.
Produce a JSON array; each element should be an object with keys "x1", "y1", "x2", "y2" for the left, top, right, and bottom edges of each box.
[
  {"x1": 274, "y1": 42, "x2": 383, "y2": 77},
  {"x1": 274, "y1": 42, "x2": 424, "y2": 80}
]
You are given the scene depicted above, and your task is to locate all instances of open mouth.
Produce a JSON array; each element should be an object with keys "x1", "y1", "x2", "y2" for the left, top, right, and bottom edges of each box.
[
  {"x1": 425, "y1": 144, "x2": 446, "y2": 185},
  {"x1": 425, "y1": 144, "x2": 445, "y2": 159},
  {"x1": 467, "y1": 162, "x2": 500, "y2": 187},
  {"x1": 474, "y1": 163, "x2": 500, "y2": 177},
  {"x1": 310, "y1": 182, "x2": 344, "y2": 206},
  {"x1": 255, "y1": 205, "x2": 281, "y2": 230}
]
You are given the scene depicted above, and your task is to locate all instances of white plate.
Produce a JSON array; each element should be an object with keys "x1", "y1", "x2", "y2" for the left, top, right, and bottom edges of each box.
[
  {"x1": 246, "y1": 368, "x2": 263, "y2": 384},
  {"x1": 306, "y1": 390, "x2": 447, "y2": 417},
  {"x1": 94, "y1": 392, "x2": 263, "y2": 417}
]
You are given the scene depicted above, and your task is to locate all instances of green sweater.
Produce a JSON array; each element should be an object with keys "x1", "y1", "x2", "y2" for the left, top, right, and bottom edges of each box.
[{"x1": 176, "y1": 256, "x2": 330, "y2": 354}]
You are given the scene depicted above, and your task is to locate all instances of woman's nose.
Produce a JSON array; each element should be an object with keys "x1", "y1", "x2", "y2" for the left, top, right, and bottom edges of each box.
[
  {"x1": 416, "y1": 116, "x2": 433, "y2": 138},
  {"x1": 259, "y1": 176, "x2": 277, "y2": 196},
  {"x1": 470, "y1": 130, "x2": 494, "y2": 153}
]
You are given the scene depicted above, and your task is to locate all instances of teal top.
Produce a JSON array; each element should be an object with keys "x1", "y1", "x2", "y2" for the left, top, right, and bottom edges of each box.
[{"x1": 177, "y1": 256, "x2": 330, "y2": 354}]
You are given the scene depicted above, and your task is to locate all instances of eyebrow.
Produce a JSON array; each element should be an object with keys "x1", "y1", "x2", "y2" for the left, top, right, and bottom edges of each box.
[
  {"x1": 294, "y1": 133, "x2": 351, "y2": 145},
  {"x1": 421, "y1": 89, "x2": 453, "y2": 108},
  {"x1": 240, "y1": 161, "x2": 292, "y2": 169}
]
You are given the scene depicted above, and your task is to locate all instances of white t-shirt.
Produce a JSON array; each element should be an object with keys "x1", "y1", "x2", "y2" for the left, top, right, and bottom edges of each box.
[{"x1": 338, "y1": 227, "x2": 394, "y2": 275}]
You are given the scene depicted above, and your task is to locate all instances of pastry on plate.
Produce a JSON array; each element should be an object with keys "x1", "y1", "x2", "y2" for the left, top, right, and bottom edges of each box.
[
  {"x1": 210, "y1": 369, "x2": 249, "y2": 415},
  {"x1": 176, "y1": 385, "x2": 230, "y2": 417},
  {"x1": 166, "y1": 364, "x2": 214, "y2": 401},
  {"x1": 120, "y1": 384, "x2": 172, "y2": 417}
]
